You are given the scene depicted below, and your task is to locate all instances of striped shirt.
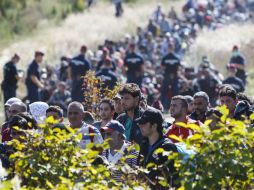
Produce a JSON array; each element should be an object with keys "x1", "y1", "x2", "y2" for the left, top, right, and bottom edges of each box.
[{"x1": 102, "y1": 141, "x2": 139, "y2": 182}]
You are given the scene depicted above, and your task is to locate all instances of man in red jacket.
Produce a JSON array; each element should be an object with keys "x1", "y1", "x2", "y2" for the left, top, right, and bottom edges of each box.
[{"x1": 166, "y1": 95, "x2": 200, "y2": 143}]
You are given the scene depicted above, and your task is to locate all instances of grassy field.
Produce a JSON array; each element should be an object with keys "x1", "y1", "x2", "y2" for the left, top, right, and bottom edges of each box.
[{"x1": 184, "y1": 23, "x2": 254, "y2": 97}]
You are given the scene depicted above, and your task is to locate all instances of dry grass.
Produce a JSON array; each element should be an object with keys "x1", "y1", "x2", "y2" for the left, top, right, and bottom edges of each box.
[{"x1": 184, "y1": 23, "x2": 254, "y2": 97}]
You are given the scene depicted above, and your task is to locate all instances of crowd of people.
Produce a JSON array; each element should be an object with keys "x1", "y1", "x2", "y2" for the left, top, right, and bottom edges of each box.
[
  {"x1": 1, "y1": 82, "x2": 253, "y2": 187},
  {"x1": 1, "y1": 0, "x2": 253, "y2": 188}
]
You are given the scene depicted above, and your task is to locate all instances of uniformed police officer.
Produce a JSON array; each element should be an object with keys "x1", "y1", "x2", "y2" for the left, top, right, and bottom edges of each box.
[
  {"x1": 25, "y1": 51, "x2": 45, "y2": 103},
  {"x1": 161, "y1": 41, "x2": 181, "y2": 111},
  {"x1": 62, "y1": 45, "x2": 91, "y2": 102},
  {"x1": 1, "y1": 54, "x2": 21, "y2": 103},
  {"x1": 124, "y1": 42, "x2": 144, "y2": 88}
]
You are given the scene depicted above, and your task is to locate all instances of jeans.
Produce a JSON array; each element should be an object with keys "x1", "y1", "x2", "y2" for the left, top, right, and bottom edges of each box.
[
  {"x1": 115, "y1": 2, "x2": 123, "y2": 17},
  {"x1": 71, "y1": 80, "x2": 84, "y2": 102}
]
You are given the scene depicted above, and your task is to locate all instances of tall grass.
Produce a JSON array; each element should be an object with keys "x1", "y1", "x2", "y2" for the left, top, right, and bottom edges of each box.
[{"x1": 184, "y1": 23, "x2": 254, "y2": 96}]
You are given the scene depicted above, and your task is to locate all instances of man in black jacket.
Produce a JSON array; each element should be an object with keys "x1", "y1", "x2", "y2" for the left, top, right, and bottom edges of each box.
[
  {"x1": 229, "y1": 45, "x2": 246, "y2": 84},
  {"x1": 136, "y1": 107, "x2": 178, "y2": 189},
  {"x1": 124, "y1": 43, "x2": 144, "y2": 88},
  {"x1": 160, "y1": 41, "x2": 181, "y2": 111},
  {"x1": 26, "y1": 51, "x2": 44, "y2": 103},
  {"x1": 62, "y1": 46, "x2": 91, "y2": 102},
  {"x1": 116, "y1": 83, "x2": 144, "y2": 145},
  {"x1": 1, "y1": 54, "x2": 21, "y2": 103}
]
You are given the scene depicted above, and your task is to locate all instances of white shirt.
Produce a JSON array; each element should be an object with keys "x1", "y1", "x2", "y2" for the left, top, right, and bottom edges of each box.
[{"x1": 107, "y1": 141, "x2": 128, "y2": 164}]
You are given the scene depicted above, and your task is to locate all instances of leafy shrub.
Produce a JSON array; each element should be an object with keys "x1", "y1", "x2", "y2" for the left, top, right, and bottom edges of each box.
[
  {"x1": 172, "y1": 106, "x2": 254, "y2": 189},
  {"x1": 3, "y1": 106, "x2": 253, "y2": 189},
  {"x1": 3, "y1": 117, "x2": 147, "y2": 189}
]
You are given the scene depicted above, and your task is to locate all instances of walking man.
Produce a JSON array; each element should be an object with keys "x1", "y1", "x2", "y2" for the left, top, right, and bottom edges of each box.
[
  {"x1": 25, "y1": 51, "x2": 44, "y2": 103},
  {"x1": 1, "y1": 54, "x2": 21, "y2": 103}
]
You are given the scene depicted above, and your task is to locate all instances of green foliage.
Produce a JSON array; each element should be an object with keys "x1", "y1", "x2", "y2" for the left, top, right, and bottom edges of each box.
[
  {"x1": 0, "y1": 0, "x2": 26, "y2": 18},
  {"x1": 0, "y1": 0, "x2": 83, "y2": 41},
  {"x1": 175, "y1": 106, "x2": 254, "y2": 189},
  {"x1": 105, "y1": 0, "x2": 138, "y2": 3},
  {"x1": 124, "y1": 0, "x2": 138, "y2": 3},
  {"x1": 3, "y1": 117, "x2": 147, "y2": 189},
  {"x1": 72, "y1": 0, "x2": 85, "y2": 12}
]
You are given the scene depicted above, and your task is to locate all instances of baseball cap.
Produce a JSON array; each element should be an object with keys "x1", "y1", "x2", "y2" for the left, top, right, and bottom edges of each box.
[
  {"x1": 5, "y1": 97, "x2": 22, "y2": 107},
  {"x1": 129, "y1": 42, "x2": 136, "y2": 48},
  {"x1": 136, "y1": 107, "x2": 164, "y2": 125},
  {"x1": 102, "y1": 47, "x2": 109, "y2": 54},
  {"x1": 101, "y1": 120, "x2": 125, "y2": 135}
]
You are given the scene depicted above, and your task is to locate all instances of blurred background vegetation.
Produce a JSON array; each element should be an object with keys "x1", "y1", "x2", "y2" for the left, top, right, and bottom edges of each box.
[
  {"x1": 0, "y1": 0, "x2": 91, "y2": 44},
  {"x1": 0, "y1": 0, "x2": 140, "y2": 49}
]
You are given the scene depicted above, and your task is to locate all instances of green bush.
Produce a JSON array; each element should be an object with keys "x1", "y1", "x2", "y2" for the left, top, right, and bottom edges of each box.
[
  {"x1": 172, "y1": 106, "x2": 254, "y2": 189},
  {"x1": 0, "y1": 0, "x2": 86, "y2": 42},
  {"x1": 2, "y1": 117, "x2": 147, "y2": 189}
]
